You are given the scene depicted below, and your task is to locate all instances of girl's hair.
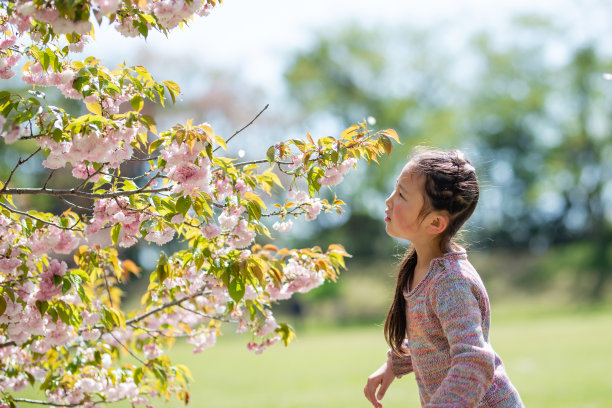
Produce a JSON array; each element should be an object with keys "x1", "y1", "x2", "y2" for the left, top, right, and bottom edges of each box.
[{"x1": 384, "y1": 149, "x2": 480, "y2": 355}]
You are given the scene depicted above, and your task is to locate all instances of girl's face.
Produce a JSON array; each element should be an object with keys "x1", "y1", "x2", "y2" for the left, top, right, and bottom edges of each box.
[{"x1": 384, "y1": 164, "x2": 429, "y2": 242}]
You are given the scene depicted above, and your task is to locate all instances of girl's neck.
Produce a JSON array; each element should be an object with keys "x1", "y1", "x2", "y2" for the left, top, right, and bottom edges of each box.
[{"x1": 410, "y1": 241, "x2": 449, "y2": 291}]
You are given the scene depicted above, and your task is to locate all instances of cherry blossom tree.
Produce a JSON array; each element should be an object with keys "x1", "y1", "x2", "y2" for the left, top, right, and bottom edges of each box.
[{"x1": 0, "y1": 1, "x2": 399, "y2": 406}]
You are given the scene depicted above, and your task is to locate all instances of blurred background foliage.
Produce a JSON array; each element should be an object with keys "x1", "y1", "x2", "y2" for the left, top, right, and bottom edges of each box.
[{"x1": 3, "y1": 8, "x2": 612, "y2": 320}]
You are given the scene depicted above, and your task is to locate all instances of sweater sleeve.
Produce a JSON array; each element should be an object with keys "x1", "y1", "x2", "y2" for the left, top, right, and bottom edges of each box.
[
  {"x1": 426, "y1": 273, "x2": 495, "y2": 407},
  {"x1": 387, "y1": 339, "x2": 413, "y2": 378}
]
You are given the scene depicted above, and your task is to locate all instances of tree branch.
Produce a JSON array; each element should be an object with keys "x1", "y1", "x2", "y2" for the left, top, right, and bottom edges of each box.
[
  {"x1": 0, "y1": 148, "x2": 42, "y2": 193},
  {"x1": 213, "y1": 104, "x2": 269, "y2": 153},
  {"x1": 0, "y1": 200, "x2": 82, "y2": 231},
  {"x1": 0, "y1": 186, "x2": 172, "y2": 199}
]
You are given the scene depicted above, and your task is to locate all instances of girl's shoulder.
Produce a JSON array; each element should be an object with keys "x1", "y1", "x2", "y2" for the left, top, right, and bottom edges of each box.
[{"x1": 432, "y1": 250, "x2": 485, "y2": 291}]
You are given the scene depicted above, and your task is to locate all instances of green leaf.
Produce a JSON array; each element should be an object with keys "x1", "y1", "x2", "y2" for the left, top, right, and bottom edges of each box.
[
  {"x1": 86, "y1": 102, "x2": 102, "y2": 115},
  {"x1": 134, "y1": 367, "x2": 143, "y2": 385},
  {"x1": 227, "y1": 277, "x2": 245, "y2": 303},
  {"x1": 266, "y1": 146, "x2": 275, "y2": 164},
  {"x1": 163, "y1": 80, "x2": 181, "y2": 104},
  {"x1": 148, "y1": 138, "x2": 164, "y2": 155},
  {"x1": 0, "y1": 295, "x2": 6, "y2": 316},
  {"x1": 130, "y1": 94, "x2": 144, "y2": 112},
  {"x1": 35, "y1": 300, "x2": 49, "y2": 316},
  {"x1": 155, "y1": 251, "x2": 169, "y2": 283},
  {"x1": 61, "y1": 279, "x2": 72, "y2": 295},
  {"x1": 176, "y1": 195, "x2": 191, "y2": 215},
  {"x1": 275, "y1": 323, "x2": 296, "y2": 346},
  {"x1": 111, "y1": 224, "x2": 121, "y2": 247}
]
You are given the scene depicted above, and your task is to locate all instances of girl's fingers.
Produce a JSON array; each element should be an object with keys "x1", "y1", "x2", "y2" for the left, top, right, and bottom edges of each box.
[{"x1": 364, "y1": 380, "x2": 381, "y2": 407}]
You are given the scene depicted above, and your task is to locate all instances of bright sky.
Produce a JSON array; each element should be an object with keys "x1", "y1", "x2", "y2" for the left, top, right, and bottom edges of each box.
[{"x1": 88, "y1": 0, "x2": 606, "y2": 91}]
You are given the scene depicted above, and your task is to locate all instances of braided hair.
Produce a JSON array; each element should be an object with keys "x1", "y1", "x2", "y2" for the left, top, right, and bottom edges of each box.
[{"x1": 384, "y1": 149, "x2": 480, "y2": 355}]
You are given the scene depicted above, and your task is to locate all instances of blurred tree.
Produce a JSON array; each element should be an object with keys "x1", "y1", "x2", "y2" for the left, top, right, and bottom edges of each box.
[{"x1": 284, "y1": 15, "x2": 612, "y2": 297}]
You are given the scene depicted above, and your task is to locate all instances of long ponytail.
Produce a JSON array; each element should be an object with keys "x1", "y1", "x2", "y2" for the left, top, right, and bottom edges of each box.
[{"x1": 384, "y1": 247, "x2": 416, "y2": 355}]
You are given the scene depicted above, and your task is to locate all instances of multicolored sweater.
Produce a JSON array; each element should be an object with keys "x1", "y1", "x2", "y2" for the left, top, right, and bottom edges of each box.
[{"x1": 389, "y1": 250, "x2": 523, "y2": 407}]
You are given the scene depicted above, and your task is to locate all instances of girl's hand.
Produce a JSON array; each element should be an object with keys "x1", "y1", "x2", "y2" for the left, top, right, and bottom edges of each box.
[{"x1": 364, "y1": 359, "x2": 395, "y2": 408}]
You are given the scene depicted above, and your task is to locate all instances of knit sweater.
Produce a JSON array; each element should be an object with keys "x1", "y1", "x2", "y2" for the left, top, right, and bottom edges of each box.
[{"x1": 389, "y1": 250, "x2": 523, "y2": 407}]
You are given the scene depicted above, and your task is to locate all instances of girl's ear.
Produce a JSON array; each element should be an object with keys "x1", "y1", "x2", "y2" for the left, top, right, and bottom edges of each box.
[{"x1": 426, "y1": 212, "x2": 449, "y2": 235}]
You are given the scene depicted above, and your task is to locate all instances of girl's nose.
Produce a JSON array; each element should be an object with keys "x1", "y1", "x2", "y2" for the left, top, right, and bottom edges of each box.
[{"x1": 385, "y1": 192, "x2": 393, "y2": 208}]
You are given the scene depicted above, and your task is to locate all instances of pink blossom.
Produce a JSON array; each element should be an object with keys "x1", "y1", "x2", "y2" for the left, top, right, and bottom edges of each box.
[
  {"x1": 319, "y1": 167, "x2": 344, "y2": 186},
  {"x1": 256, "y1": 311, "x2": 278, "y2": 337},
  {"x1": 305, "y1": 198, "x2": 323, "y2": 221},
  {"x1": 36, "y1": 258, "x2": 66, "y2": 302},
  {"x1": 72, "y1": 163, "x2": 101, "y2": 181},
  {"x1": 0, "y1": 257, "x2": 22, "y2": 274},
  {"x1": 201, "y1": 223, "x2": 221, "y2": 239},
  {"x1": 288, "y1": 154, "x2": 304, "y2": 170},
  {"x1": 167, "y1": 157, "x2": 212, "y2": 196},
  {"x1": 1, "y1": 124, "x2": 23, "y2": 144},
  {"x1": 143, "y1": 343, "x2": 162, "y2": 360},
  {"x1": 144, "y1": 225, "x2": 175, "y2": 246},
  {"x1": 214, "y1": 177, "x2": 233, "y2": 202},
  {"x1": 53, "y1": 229, "x2": 80, "y2": 254},
  {"x1": 287, "y1": 189, "x2": 309, "y2": 204},
  {"x1": 272, "y1": 220, "x2": 293, "y2": 233},
  {"x1": 228, "y1": 219, "x2": 255, "y2": 249},
  {"x1": 187, "y1": 330, "x2": 217, "y2": 354},
  {"x1": 81, "y1": 311, "x2": 101, "y2": 326},
  {"x1": 170, "y1": 214, "x2": 184, "y2": 224},
  {"x1": 0, "y1": 35, "x2": 16, "y2": 50},
  {"x1": 81, "y1": 328, "x2": 101, "y2": 341},
  {"x1": 93, "y1": 0, "x2": 120, "y2": 14},
  {"x1": 119, "y1": 235, "x2": 138, "y2": 248}
]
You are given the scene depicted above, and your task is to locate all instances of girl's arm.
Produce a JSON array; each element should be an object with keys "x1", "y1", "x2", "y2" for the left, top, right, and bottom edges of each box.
[
  {"x1": 427, "y1": 275, "x2": 495, "y2": 407},
  {"x1": 388, "y1": 339, "x2": 413, "y2": 377},
  {"x1": 364, "y1": 358, "x2": 396, "y2": 408}
]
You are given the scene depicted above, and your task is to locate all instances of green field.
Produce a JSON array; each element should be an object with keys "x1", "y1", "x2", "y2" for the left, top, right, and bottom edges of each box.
[
  {"x1": 14, "y1": 302, "x2": 612, "y2": 407},
  {"x1": 152, "y1": 303, "x2": 612, "y2": 408}
]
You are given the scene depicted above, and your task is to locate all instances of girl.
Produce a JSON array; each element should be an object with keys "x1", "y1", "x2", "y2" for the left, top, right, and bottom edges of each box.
[{"x1": 364, "y1": 149, "x2": 523, "y2": 408}]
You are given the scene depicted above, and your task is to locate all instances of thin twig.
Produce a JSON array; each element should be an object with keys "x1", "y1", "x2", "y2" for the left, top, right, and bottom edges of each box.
[
  {"x1": 58, "y1": 195, "x2": 94, "y2": 212},
  {"x1": 108, "y1": 330, "x2": 147, "y2": 365},
  {"x1": 0, "y1": 148, "x2": 42, "y2": 193},
  {"x1": 213, "y1": 104, "x2": 269, "y2": 153},
  {"x1": 13, "y1": 397, "x2": 120, "y2": 407},
  {"x1": 178, "y1": 304, "x2": 235, "y2": 323},
  {"x1": 72, "y1": 165, "x2": 106, "y2": 192},
  {"x1": 0, "y1": 340, "x2": 16, "y2": 349},
  {"x1": 0, "y1": 200, "x2": 81, "y2": 231},
  {"x1": 0, "y1": 186, "x2": 172, "y2": 199},
  {"x1": 42, "y1": 170, "x2": 56, "y2": 190},
  {"x1": 127, "y1": 155, "x2": 159, "y2": 162},
  {"x1": 12, "y1": 398, "x2": 86, "y2": 407}
]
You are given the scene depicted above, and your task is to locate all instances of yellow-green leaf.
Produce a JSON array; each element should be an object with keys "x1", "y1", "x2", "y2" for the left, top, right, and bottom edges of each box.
[
  {"x1": 85, "y1": 102, "x2": 102, "y2": 115},
  {"x1": 380, "y1": 128, "x2": 400, "y2": 143}
]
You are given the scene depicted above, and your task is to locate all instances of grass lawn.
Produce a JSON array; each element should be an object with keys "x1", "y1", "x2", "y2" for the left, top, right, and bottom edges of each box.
[
  {"x1": 15, "y1": 302, "x2": 612, "y2": 407},
  {"x1": 156, "y1": 303, "x2": 612, "y2": 408}
]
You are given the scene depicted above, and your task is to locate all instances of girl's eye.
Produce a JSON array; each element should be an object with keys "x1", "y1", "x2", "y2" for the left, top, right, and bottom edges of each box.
[{"x1": 398, "y1": 192, "x2": 405, "y2": 199}]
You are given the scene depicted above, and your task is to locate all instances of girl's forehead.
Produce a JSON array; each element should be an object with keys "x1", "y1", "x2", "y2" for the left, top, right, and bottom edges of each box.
[{"x1": 398, "y1": 165, "x2": 422, "y2": 186}]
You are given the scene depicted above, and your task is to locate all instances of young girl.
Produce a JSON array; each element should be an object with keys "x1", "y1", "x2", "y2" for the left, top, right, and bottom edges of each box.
[{"x1": 364, "y1": 149, "x2": 523, "y2": 408}]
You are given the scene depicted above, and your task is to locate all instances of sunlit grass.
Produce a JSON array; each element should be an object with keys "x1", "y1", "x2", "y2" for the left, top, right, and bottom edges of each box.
[
  {"x1": 155, "y1": 302, "x2": 612, "y2": 408},
  {"x1": 14, "y1": 302, "x2": 612, "y2": 408}
]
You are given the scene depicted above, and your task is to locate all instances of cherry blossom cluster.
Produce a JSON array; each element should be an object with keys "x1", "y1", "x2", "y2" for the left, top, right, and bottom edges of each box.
[
  {"x1": 85, "y1": 197, "x2": 149, "y2": 248},
  {"x1": 38, "y1": 123, "x2": 143, "y2": 170},
  {"x1": 161, "y1": 140, "x2": 213, "y2": 196},
  {"x1": 287, "y1": 189, "x2": 323, "y2": 221},
  {"x1": 0, "y1": 116, "x2": 26, "y2": 144},
  {"x1": 319, "y1": 157, "x2": 358, "y2": 186},
  {"x1": 265, "y1": 255, "x2": 325, "y2": 302},
  {"x1": 0, "y1": 33, "x2": 20, "y2": 79},
  {"x1": 15, "y1": 1, "x2": 93, "y2": 35}
]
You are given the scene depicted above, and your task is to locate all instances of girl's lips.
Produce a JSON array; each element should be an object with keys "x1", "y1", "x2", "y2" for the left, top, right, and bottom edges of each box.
[{"x1": 384, "y1": 211, "x2": 391, "y2": 222}]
